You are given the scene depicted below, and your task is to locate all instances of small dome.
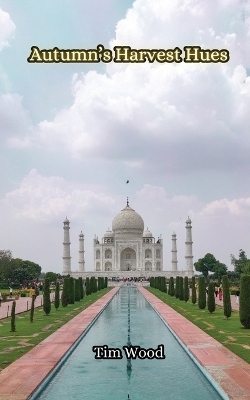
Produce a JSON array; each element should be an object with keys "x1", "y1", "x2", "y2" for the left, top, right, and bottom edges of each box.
[
  {"x1": 143, "y1": 227, "x2": 152, "y2": 237},
  {"x1": 112, "y1": 205, "x2": 144, "y2": 234},
  {"x1": 104, "y1": 229, "x2": 114, "y2": 238},
  {"x1": 186, "y1": 216, "x2": 192, "y2": 223},
  {"x1": 63, "y1": 216, "x2": 69, "y2": 224}
]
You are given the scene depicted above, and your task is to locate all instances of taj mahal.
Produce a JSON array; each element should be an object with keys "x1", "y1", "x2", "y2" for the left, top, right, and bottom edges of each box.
[{"x1": 62, "y1": 200, "x2": 194, "y2": 279}]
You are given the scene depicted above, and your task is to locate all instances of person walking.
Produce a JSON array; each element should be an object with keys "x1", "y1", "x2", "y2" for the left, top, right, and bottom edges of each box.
[
  {"x1": 218, "y1": 287, "x2": 223, "y2": 301},
  {"x1": 235, "y1": 288, "x2": 240, "y2": 304}
]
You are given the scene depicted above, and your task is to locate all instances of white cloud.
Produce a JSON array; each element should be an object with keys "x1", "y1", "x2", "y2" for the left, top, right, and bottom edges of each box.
[
  {"x1": 0, "y1": 93, "x2": 34, "y2": 143},
  {"x1": 0, "y1": 8, "x2": 15, "y2": 51},
  {"x1": 201, "y1": 197, "x2": 250, "y2": 216},
  {"x1": 6, "y1": 0, "x2": 248, "y2": 178},
  {"x1": 2, "y1": 169, "x2": 115, "y2": 222}
]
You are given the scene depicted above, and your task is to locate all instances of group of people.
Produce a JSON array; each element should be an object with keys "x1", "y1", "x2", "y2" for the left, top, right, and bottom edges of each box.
[
  {"x1": 214, "y1": 286, "x2": 223, "y2": 300},
  {"x1": 201, "y1": 283, "x2": 240, "y2": 304}
]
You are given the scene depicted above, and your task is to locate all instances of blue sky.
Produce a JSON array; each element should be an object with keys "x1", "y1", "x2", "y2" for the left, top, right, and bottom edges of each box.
[{"x1": 0, "y1": 0, "x2": 250, "y2": 273}]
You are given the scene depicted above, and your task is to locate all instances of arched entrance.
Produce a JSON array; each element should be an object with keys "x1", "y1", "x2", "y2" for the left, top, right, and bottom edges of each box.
[{"x1": 120, "y1": 248, "x2": 136, "y2": 271}]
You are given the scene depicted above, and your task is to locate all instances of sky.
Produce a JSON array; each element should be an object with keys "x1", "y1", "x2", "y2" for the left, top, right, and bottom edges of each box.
[{"x1": 0, "y1": 0, "x2": 250, "y2": 274}]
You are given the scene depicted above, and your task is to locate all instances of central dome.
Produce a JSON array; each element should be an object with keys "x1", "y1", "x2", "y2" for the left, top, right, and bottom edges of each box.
[{"x1": 112, "y1": 205, "x2": 144, "y2": 234}]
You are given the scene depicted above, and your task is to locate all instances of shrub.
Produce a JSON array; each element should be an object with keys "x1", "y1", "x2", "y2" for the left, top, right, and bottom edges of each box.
[
  {"x1": 222, "y1": 275, "x2": 231, "y2": 319},
  {"x1": 169, "y1": 277, "x2": 174, "y2": 296},
  {"x1": 54, "y1": 281, "x2": 60, "y2": 310},
  {"x1": 10, "y1": 300, "x2": 16, "y2": 332},
  {"x1": 105, "y1": 277, "x2": 108, "y2": 288},
  {"x1": 198, "y1": 276, "x2": 206, "y2": 310},
  {"x1": 207, "y1": 282, "x2": 216, "y2": 313},
  {"x1": 30, "y1": 295, "x2": 35, "y2": 322},
  {"x1": 43, "y1": 278, "x2": 51, "y2": 315},
  {"x1": 61, "y1": 278, "x2": 69, "y2": 307},
  {"x1": 68, "y1": 277, "x2": 75, "y2": 304},
  {"x1": 191, "y1": 276, "x2": 197, "y2": 305},
  {"x1": 74, "y1": 278, "x2": 81, "y2": 301},
  {"x1": 20, "y1": 293, "x2": 27, "y2": 297},
  {"x1": 179, "y1": 277, "x2": 184, "y2": 300},
  {"x1": 240, "y1": 274, "x2": 250, "y2": 329},
  {"x1": 86, "y1": 277, "x2": 90, "y2": 295},
  {"x1": 78, "y1": 277, "x2": 84, "y2": 299},
  {"x1": 175, "y1": 276, "x2": 180, "y2": 298},
  {"x1": 184, "y1": 276, "x2": 189, "y2": 302}
]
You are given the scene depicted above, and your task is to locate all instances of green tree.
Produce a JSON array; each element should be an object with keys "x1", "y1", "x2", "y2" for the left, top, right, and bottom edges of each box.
[
  {"x1": 207, "y1": 282, "x2": 216, "y2": 313},
  {"x1": 74, "y1": 278, "x2": 81, "y2": 301},
  {"x1": 179, "y1": 277, "x2": 184, "y2": 300},
  {"x1": 43, "y1": 278, "x2": 51, "y2": 315},
  {"x1": 54, "y1": 281, "x2": 60, "y2": 310},
  {"x1": 184, "y1": 276, "x2": 189, "y2": 302},
  {"x1": 0, "y1": 250, "x2": 12, "y2": 280},
  {"x1": 68, "y1": 277, "x2": 75, "y2": 304},
  {"x1": 194, "y1": 253, "x2": 219, "y2": 282},
  {"x1": 231, "y1": 249, "x2": 250, "y2": 275},
  {"x1": 105, "y1": 277, "x2": 108, "y2": 288},
  {"x1": 45, "y1": 272, "x2": 58, "y2": 284},
  {"x1": 240, "y1": 274, "x2": 250, "y2": 329},
  {"x1": 30, "y1": 295, "x2": 35, "y2": 322},
  {"x1": 86, "y1": 277, "x2": 90, "y2": 295},
  {"x1": 198, "y1": 276, "x2": 206, "y2": 309},
  {"x1": 175, "y1": 276, "x2": 180, "y2": 298},
  {"x1": 211, "y1": 262, "x2": 228, "y2": 281},
  {"x1": 191, "y1": 276, "x2": 197, "y2": 305},
  {"x1": 222, "y1": 275, "x2": 231, "y2": 319},
  {"x1": 78, "y1": 277, "x2": 84, "y2": 299},
  {"x1": 10, "y1": 300, "x2": 16, "y2": 332},
  {"x1": 61, "y1": 278, "x2": 69, "y2": 306},
  {"x1": 11, "y1": 268, "x2": 33, "y2": 284},
  {"x1": 150, "y1": 277, "x2": 155, "y2": 288},
  {"x1": 169, "y1": 277, "x2": 175, "y2": 296}
]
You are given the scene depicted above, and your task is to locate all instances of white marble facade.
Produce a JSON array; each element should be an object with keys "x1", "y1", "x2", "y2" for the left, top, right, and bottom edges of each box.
[{"x1": 93, "y1": 202, "x2": 163, "y2": 273}]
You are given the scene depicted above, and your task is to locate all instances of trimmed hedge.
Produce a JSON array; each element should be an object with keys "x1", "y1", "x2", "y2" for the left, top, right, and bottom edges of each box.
[
  {"x1": 222, "y1": 275, "x2": 231, "y2": 319},
  {"x1": 191, "y1": 276, "x2": 196, "y2": 305},
  {"x1": 198, "y1": 276, "x2": 206, "y2": 310},
  {"x1": 179, "y1": 277, "x2": 184, "y2": 300},
  {"x1": 184, "y1": 276, "x2": 189, "y2": 302},
  {"x1": 207, "y1": 282, "x2": 215, "y2": 313},
  {"x1": 43, "y1": 278, "x2": 51, "y2": 315},
  {"x1": 240, "y1": 274, "x2": 250, "y2": 329}
]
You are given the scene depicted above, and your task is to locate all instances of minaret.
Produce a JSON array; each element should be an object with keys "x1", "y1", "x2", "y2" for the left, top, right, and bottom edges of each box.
[
  {"x1": 62, "y1": 217, "x2": 71, "y2": 274},
  {"x1": 185, "y1": 216, "x2": 193, "y2": 273},
  {"x1": 171, "y1": 232, "x2": 178, "y2": 271},
  {"x1": 78, "y1": 231, "x2": 85, "y2": 272}
]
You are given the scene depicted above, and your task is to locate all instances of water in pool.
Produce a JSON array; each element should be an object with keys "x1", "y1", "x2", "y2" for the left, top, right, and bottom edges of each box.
[{"x1": 35, "y1": 286, "x2": 223, "y2": 399}]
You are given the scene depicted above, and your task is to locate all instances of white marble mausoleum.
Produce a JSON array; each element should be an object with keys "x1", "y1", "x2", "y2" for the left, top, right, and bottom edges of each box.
[
  {"x1": 93, "y1": 200, "x2": 163, "y2": 273},
  {"x1": 62, "y1": 200, "x2": 194, "y2": 279}
]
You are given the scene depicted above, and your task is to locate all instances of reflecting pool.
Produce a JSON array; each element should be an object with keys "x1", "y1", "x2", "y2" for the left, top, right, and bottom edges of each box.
[{"x1": 34, "y1": 286, "x2": 224, "y2": 400}]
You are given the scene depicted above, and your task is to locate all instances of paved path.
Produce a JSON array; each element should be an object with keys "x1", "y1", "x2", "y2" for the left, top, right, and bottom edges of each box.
[
  {"x1": 215, "y1": 294, "x2": 239, "y2": 312},
  {"x1": 138, "y1": 287, "x2": 250, "y2": 400},
  {"x1": 0, "y1": 287, "x2": 119, "y2": 400},
  {"x1": 0, "y1": 294, "x2": 55, "y2": 320}
]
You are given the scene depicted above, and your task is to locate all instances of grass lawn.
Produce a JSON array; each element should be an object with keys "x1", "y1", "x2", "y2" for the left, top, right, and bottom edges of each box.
[
  {"x1": 146, "y1": 287, "x2": 250, "y2": 364},
  {"x1": 0, "y1": 288, "x2": 111, "y2": 372}
]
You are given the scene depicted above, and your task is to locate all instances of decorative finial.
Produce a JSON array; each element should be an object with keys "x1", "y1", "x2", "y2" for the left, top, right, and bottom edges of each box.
[{"x1": 127, "y1": 197, "x2": 129, "y2": 206}]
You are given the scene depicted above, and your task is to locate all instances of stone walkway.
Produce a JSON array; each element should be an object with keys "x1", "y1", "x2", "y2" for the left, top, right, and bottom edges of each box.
[
  {"x1": 0, "y1": 294, "x2": 54, "y2": 320},
  {"x1": 138, "y1": 287, "x2": 250, "y2": 400},
  {"x1": 0, "y1": 287, "x2": 119, "y2": 400}
]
